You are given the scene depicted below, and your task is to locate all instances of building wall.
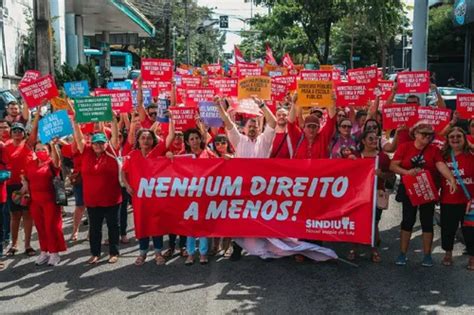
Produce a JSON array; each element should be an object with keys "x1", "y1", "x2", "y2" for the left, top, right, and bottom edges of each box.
[{"x1": 50, "y1": 0, "x2": 66, "y2": 66}]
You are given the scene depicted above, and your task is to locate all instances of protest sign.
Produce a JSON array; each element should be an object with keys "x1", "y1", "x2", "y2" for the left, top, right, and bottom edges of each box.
[
  {"x1": 19, "y1": 75, "x2": 59, "y2": 108},
  {"x1": 456, "y1": 94, "x2": 474, "y2": 119},
  {"x1": 127, "y1": 158, "x2": 376, "y2": 245},
  {"x1": 382, "y1": 104, "x2": 418, "y2": 130},
  {"x1": 271, "y1": 82, "x2": 288, "y2": 102},
  {"x1": 50, "y1": 97, "x2": 69, "y2": 111},
  {"x1": 402, "y1": 170, "x2": 439, "y2": 206},
  {"x1": 181, "y1": 75, "x2": 202, "y2": 88},
  {"x1": 185, "y1": 87, "x2": 215, "y2": 107},
  {"x1": 74, "y1": 96, "x2": 112, "y2": 123},
  {"x1": 238, "y1": 76, "x2": 272, "y2": 100},
  {"x1": 237, "y1": 66, "x2": 262, "y2": 78},
  {"x1": 417, "y1": 107, "x2": 451, "y2": 132},
  {"x1": 347, "y1": 67, "x2": 378, "y2": 87},
  {"x1": 209, "y1": 78, "x2": 238, "y2": 97},
  {"x1": 319, "y1": 65, "x2": 333, "y2": 71},
  {"x1": 335, "y1": 83, "x2": 370, "y2": 107},
  {"x1": 300, "y1": 70, "x2": 332, "y2": 81},
  {"x1": 373, "y1": 80, "x2": 394, "y2": 105},
  {"x1": 203, "y1": 63, "x2": 222, "y2": 76},
  {"x1": 19, "y1": 70, "x2": 41, "y2": 87},
  {"x1": 157, "y1": 98, "x2": 170, "y2": 123},
  {"x1": 95, "y1": 89, "x2": 132, "y2": 113},
  {"x1": 141, "y1": 58, "x2": 173, "y2": 81},
  {"x1": 232, "y1": 98, "x2": 262, "y2": 116},
  {"x1": 296, "y1": 80, "x2": 333, "y2": 107},
  {"x1": 64, "y1": 80, "x2": 90, "y2": 98},
  {"x1": 38, "y1": 110, "x2": 73, "y2": 144},
  {"x1": 396, "y1": 71, "x2": 430, "y2": 94},
  {"x1": 273, "y1": 75, "x2": 298, "y2": 91},
  {"x1": 198, "y1": 101, "x2": 223, "y2": 127},
  {"x1": 169, "y1": 106, "x2": 196, "y2": 131},
  {"x1": 107, "y1": 81, "x2": 132, "y2": 90},
  {"x1": 131, "y1": 88, "x2": 153, "y2": 107}
]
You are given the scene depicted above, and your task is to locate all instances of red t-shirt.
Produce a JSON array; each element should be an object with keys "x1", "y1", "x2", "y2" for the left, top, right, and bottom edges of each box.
[
  {"x1": 397, "y1": 129, "x2": 412, "y2": 145},
  {"x1": 2, "y1": 140, "x2": 33, "y2": 185},
  {"x1": 0, "y1": 149, "x2": 8, "y2": 203},
  {"x1": 362, "y1": 152, "x2": 391, "y2": 189},
  {"x1": 122, "y1": 141, "x2": 168, "y2": 173},
  {"x1": 271, "y1": 132, "x2": 291, "y2": 158},
  {"x1": 441, "y1": 152, "x2": 474, "y2": 204},
  {"x1": 61, "y1": 143, "x2": 74, "y2": 159},
  {"x1": 24, "y1": 159, "x2": 58, "y2": 203},
  {"x1": 80, "y1": 145, "x2": 122, "y2": 207},
  {"x1": 141, "y1": 116, "x2": 155, "y2": 129},
  {"x1": 288, "y1": 115, "x2": 336, "y2": 159},
  {"x1": 393, "y1": 142, "x2": 443, "y2": 185},
  {"x1": 467, "y1": 135, "x2": 474, "y2": 145}
]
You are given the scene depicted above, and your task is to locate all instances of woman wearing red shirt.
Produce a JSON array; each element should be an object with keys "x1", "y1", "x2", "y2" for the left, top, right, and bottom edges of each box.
[
  {"x1": 73, "y1": 117, "x2": 122, "y2": 265},
  {"x1": 3, "y1": 113, "x2": 39, "y2": 257},
  {"x1": 390, "y1": 122, "x2": 457, "y2": 267},
  {"x1": 21, "y1": 141, "x2": 66, "y2": 266},
  {"x1": 439, "y1": 127, "x2": 474, "y2": 268},
  {"x1": 0, "y1": 145, "x2": 8, "y2": 269}
]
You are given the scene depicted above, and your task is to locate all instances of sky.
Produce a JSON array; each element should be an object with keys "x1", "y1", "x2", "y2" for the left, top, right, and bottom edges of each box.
[{"x1": 197, "y1": 0, "x2": 268, "y2": 53}]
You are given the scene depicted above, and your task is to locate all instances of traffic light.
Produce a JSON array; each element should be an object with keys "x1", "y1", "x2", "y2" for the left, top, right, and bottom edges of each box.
[{"x1": 219, "y1": 16, "x2": 229, "y2": 29}]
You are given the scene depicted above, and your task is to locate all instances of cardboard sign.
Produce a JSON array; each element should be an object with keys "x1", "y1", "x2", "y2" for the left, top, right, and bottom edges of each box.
[
  {"x1": 95, "y1": 89, "x2": 133, "y2": 113},
  {"x1": 157, "y1": 98, "x2": 170, "y2": 123},
  {"x1": 169, "y1": 106, "x2": 196, "y2": 131},
  {"x1": 382, "y1": 104, "x2": 418, "y2": 130},
  {"x1": 38, "y1": 110, "x2": 73, "y2": 144},
  {"x1": 141, "y1": 58, "x2": 173, "y2": 81},
  {"x1": 417, "y1": 107, "x2": 451, "y2": 132},
  {"x1": 19, "y1": 75, "x2": 59, "y2": 108},
  {"x1": 300, "y1": 70, "x2": 332, "y2": 81},
  {"x1": 64, "y1": 80, "x2": 90, "y2": 98},
  {"x1": 456, "y1": 94, "x2": 474, "y2": 119},
  {"x1": 185, "y1": 87, "x2": 215, "y2": 107},
  {"x1": 181, "y1": 75, "x2": 202, "y2": 88},
  {"x1": 335, "y1": 83, "x2": 370, "y2": 107},
  {"x1": 273, "y1": 75, "x2": 297, "y2": 91},
  {"x1": 271, "y1": 82, "x2": 288, "y2": 102},
  {"x1": 50, "y1": 97, "x2": 69, "y2": 111},
  {"x1": 238, "y1": 76, "x2": 272, "y2": 100},
  {"x1": 198, "y1": 101, "x2": 223, "y2": 127},
  {"x1": 208, "y1": 78, "x2": 238, "y2": 97},
  {"x1": 296, "y1": 80, "x2": 333, "y2": 107},
  {"x1": 232, "y1": 98, "x2": 262, "y2": 116},
  {"x1": 74, "y1": 96, "x2": 112, "y2": 123},
  {"x1": 347, "y1": 66, "x2": 378, "y2": 87},
  {"x1": 19, "y1": 70, "x2": 41, "y2": 87},
  {"x1": 396, "y1": 71, "x2": 430, "y2": 94},
  {"x1": 107, "y1": 81, "x2": 132, "y2": 90},
  {"x1": 402, "y1": 170, "x2": 439, "y2": 206},
  {"x1": 131, "y1": 88, "x2": 153, "y2": 108}
]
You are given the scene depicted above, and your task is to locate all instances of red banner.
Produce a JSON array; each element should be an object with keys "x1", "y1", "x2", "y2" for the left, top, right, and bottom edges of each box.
[
  {"x1": 396, "y1": 71, "x2": 430, "y2": 94},
  {"x1": 95, "y1": 89, "x2": 133, "y2": 113},
  {"x1": 169, "y1": 106, "x2": 196, "y2": 131},
  {"x1": 335, "y1": 83, "x2": 370, "y2": 107},
  {"x1": 180, "y1": 75, "x2": 202, "y2": 88},
  {"x1": 417, "y1": 107, "x2": 451, "y2": 132},
  {"x1": 127, "y1": 158, "x2": 376, "y2": 244},
  {"x1": 373, "y1": 80, "x2": 394, "y2": 106},
  {"x1": 382, "y1": 104, "x2": 418, "y2": 130},
  {"x1": 141, "y1": 59, "x2": 173, "y2": 81},
  {"x1": 19, "y1": 75, "x2": 59, "y2": 108},
  {"x1": 402, "y1": 170, "x2": 439, "y2": 206},
  {"x1": 237, "y1": 66, "x2": 262, "y2": 78},
  {"x1": 271, "y1": 82, "x2": 288, "y2": 102},
  {"x1": 456, "y1": 94, "x2": 474, "y2": 119},
  {"x1": 185, "y1": 87, "x2": 215, "y2": 107},
  {"x1": 19, "y1": 70, "x2": 41, "y2": 87},
  {"x1": 209, "y1": 78, "x2": 238, "y2": 97},
  {"x1": 273, "y1": 75, "x2": 298, "y2": 91},
  {"x1": 300, "y1": 70, "x2": 332, "y2": 81},
  {"x1": 203, "y1": 63, "x2": 222, "y2": 76},
  {"x1": 347, "y1": 67, "x2": 378, "y2": 88}
]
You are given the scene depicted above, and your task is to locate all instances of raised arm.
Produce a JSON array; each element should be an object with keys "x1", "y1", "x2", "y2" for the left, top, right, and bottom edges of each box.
[
  {"x1": 136, "y1": 76, "x2": 147, "y2": 123},
  {"x1": 254, "y1": 98, "x2": 276, "y2": 129},
  {"x1": 72, "y1": 118, "x2": 85, "y2": 154},
  {"x1": 215, "y1": 97, "x2": 236, "y2": 131},
  {"x1": 110, "y1": 114, "x2": 119, "y2": 150},
  {"x1": 431, "y1": 84, "x2": 446, "y2": 109},
  {"x1": 26, "y1": 107, "x2": 40, "y2": 148},
  {"x1": 385, "y1": 81, "x2": 398, "y2": 106},
  {"x1": 50, "y1": 140, "x2": 61, "y2": 168},
  {"x1": 165, "y1": 112, "x2": 176, "y2": 149},
  {"x1": 21, "y1": 102, "x2": 30, "y2": 122}
]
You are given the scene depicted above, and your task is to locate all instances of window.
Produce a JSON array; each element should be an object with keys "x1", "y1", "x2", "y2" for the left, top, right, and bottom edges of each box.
[{"x1": 111, "y1": 55, "x2": 126, "y2": 67}]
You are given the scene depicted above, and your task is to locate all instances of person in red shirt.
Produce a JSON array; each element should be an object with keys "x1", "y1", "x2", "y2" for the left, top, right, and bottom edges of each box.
[
  {"x1": 4, "y1": 101, "x2": 29, "y2": 126},
  {"x1": 0, "y1": 145, "x2": 8, "y2": 269},
  {"x1": 390, "y1": 121, "x2": 457, "y2": 267},
  {"x1": 0, "y1": 119, "x2": 11, "y2": 143},
  {"x1": 73, "y1": 116, "x2": 122, "y2": 265},
  {"x1": 21, "y1": 141, "x2": 66, "y2": 266},
  {"x1": 3, "y1": 113, "x2": 39, "y2": 257},
  {"x1": 439, "y1": 127, "x2": 474, "y2": 268},
  {"x1": 467, "y1": 119, "x2": 474, "y2": 149},
  {"x1": 270, "y1": 107, "x2": 292, "y2": 158}
]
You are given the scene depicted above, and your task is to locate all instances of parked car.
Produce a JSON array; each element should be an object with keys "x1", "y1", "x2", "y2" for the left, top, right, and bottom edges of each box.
[
  {"x1": 430, "y1": 87, "x2": 472, "y2": 111},
  {"x1": 124, "y1": 69, "x2": 141, "y2": 86},
  {"x1": 0, "y1": 89, "x2": 17, "y2": 118}
]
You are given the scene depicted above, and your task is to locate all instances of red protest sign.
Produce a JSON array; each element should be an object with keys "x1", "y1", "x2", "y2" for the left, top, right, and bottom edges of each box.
[
  {"x1": 382, "y1": 104, "x2": 418, "y2": 130},
  {"x1": 19, "y1": 75, "x2": 59, "y2": 108},
  {"x1": 347, "y1": 66, "x2": 378, "y2": 87},
  {"x1": 456, "y1": 94, "x2": 474, "y2": 119},
  {"x1": 176, "y1": 87, "x2": 186, "y2": 105},
  {"x1": 332, "y1": 69, "x2": 341, "y2": 83},
  {"x1": 203, "y1": 63, "x2": 222, "y2": 76},
  {"x1": 126, "y1": 158, "x2": 376, "y2": 245},
  {"x1": 273, "y1": 75, "x2": 298, "y2": 91},
  {"x1": 271, "y1": 82, "x2": 288, "y2": 102},
  {"x1": 185, "y1": 87, "x2": 215, "y2": 107},
  {"x1": 141, "y1": 59, "x2": 173, "y2": 81},
  {"x1": 396, "y1": 71, "x2": 430, "y2": 94},
  {"x1": 169, "y1": 106, "x2": 196, "y2": 131},
  {"x1": 208, "y1": 78, "x2": 238, "y2": 97},
  {"x1": 373, "y1": 80, "x2": 394, "y2": 108},
  {"x1": 19, "y1": 70, "x2": 41, "y2": 87},
  {"x1": 335, "y1": 83, "x2": 370, "y2": 107},
  {"x1": 181, "y1": 75, "x2": 202, "y2": 88},
  {"x1": 417, "y1": 107, "x2": 451, "y2": 132},
  {"x1": 300, "y1": 70, "x2": 332, "y2": 81},
  {"x1": 402, "y1": 170, "x2": 439, "y2": 206},
  {"x1": 237, "y1": 66, "x2": 262, "y2": 78},
  {"x1": 95, "y1": 89, "x2": 133, "y2": 113}
]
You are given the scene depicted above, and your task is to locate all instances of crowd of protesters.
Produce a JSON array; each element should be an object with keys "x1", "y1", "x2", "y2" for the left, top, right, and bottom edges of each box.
[{"x1": 0, "y1": 71, "x2": 473, "y2": 273}]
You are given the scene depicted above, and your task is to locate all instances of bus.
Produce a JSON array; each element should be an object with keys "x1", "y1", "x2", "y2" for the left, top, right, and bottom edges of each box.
[{"x1": 84, "y1": 49, "x2": 133, "y2": 80}]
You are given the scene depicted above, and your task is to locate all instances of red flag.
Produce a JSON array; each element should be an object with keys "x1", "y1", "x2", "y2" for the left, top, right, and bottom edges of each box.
[
  {"x1": 265, "y1": 44, "x2": 277, "y2": 66},
  {"x1": 281, "y1": 53, "x2": 295, "y2": 69},
  {"x1": 234, "y1": 45, "x2": 246, "y2": 64}
]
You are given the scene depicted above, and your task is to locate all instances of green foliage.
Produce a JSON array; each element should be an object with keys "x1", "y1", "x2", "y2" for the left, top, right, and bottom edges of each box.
[
  {"x1": 54, "y1": 62, "x2": 98, "y2": 89},
  {"x1": 19, "y1": 7, "x2": 35, "y2": 74},
  {"x1": 428, "y1": 4, "x2": 464, "y2": 57}
]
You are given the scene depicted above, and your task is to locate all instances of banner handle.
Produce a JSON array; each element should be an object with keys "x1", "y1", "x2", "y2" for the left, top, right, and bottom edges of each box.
[{"x1": 371, "y1": 156, "x2": 379, "y2": 248}]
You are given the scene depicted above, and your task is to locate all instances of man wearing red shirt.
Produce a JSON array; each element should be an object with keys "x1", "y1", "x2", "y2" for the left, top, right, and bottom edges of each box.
[{"x1": 4, "y1": 101, "x2": 29, "y2": 126}]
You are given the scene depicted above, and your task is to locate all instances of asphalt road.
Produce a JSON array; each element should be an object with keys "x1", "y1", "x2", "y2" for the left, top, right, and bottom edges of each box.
[{"x1": 1, "y1": 196, "x2": 473, "y2": 314}]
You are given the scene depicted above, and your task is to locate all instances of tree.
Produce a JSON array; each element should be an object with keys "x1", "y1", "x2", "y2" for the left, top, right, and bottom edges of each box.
[{"x1": 428, "y1": 3, "x2": 464, "y2": 59}]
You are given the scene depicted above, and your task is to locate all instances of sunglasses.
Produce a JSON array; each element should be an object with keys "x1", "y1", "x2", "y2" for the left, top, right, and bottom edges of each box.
[
  {"x1": 366, "y1": 136, "x2": 378, "y2": 142},
  {"x1": 215, "y1": 141, "x2": 227, "y2": 146},
  {"x1": 305, "y1": 124, "x2": 319, "y2": 129},
  {"x1": 11, "y1": 129, "x2": 24, "y2": 133},
  {"x1": 448, "y1": 134, "x2": 463, "y2": 139},
  {"x1": 149, "y1": 112, "x2": 157, "y2": 116},
  {"x1": 340, "y1": 125, "x2": 352, "y2": 129},
  {"x1": 418, "y1": 131, "x2": 434, "y2": 137},
  {"x1": 175, "y1": 134, "x2": 184, "y2": 138},
  {"x1": 406, "y1": 101, "x2": 418, "y2": 104},
  {"x1": 365, "y1": 125, "x2": 378, "y2": 130}
]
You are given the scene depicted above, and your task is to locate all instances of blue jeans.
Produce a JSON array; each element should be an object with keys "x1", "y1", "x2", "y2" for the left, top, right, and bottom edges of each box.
[
  {"x1": 138, "y1": 236, "x2": 163, "y2": 256},
  {"x1": 186, "y1": 237, "x2": 208, "y2": 256}
]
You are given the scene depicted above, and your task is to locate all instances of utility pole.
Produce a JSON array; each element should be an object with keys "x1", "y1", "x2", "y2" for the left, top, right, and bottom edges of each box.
[
  {"x1": 411, "y1": 0, "x2": 429, "y2": 104},
  {"x1": 34, "y1": 0, "x2": 54, "y2": 75},
  {"x1": 173, "y1": 26, "x2": 177, "y2": 66},
  {"x1": 164, "y1": 0, "x2": 171, "y2": 59},
  {"x1": 184, "y1": 0, "x2": 190, "y2": 65}
]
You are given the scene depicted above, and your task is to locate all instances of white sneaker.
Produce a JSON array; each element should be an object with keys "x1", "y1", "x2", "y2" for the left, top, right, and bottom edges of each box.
[
  {"x1": 47, "y1": 253, "x2": 61, "y2": 266},
  {"x1": 35, "y1": 252, "x2": 49, "y2": 266}
]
